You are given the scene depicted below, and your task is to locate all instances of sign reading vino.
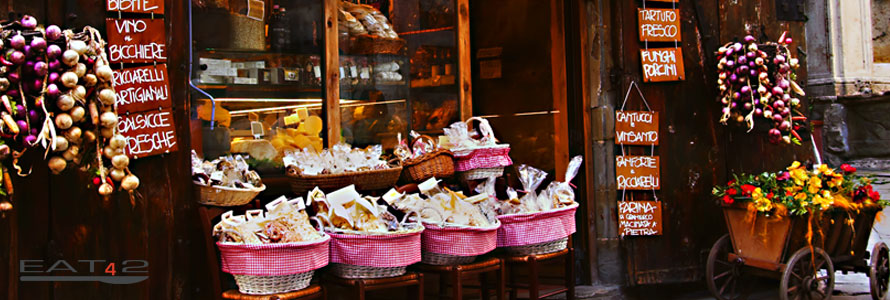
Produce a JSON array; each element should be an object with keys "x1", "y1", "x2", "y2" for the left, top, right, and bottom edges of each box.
[
  {"x1": 106, "y1": 0, "x2": 164, "y2": 14},
  {"x1": 638, "y1": 8, "x2": 681, "y2": 42},
  {"x1": 616, "y1": 155, "x2": 660, "y2": 190},
  {"x1": 105, "y1": 18, "x2": 167, "y2": 64},
  {"x1": 117, "y1": 108, "x2": 178, "y2": 158},
  {"x1": 615, "y1": 110, "x2": 659, "y2": 145},
  {"x1": 640, "y1": 47, "x2": 685, "y2": 82},
  {"x1": 618, "y1": 201, "x2": 663, "y2": 236},
  {"x1": 113, "y1": 64, "x2": 170, "y2": 113}
]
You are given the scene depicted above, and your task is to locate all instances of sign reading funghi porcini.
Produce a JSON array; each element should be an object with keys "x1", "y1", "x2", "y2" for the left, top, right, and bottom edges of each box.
[
  {"x1": 616, "y1": 155, "x2": 660, "y2": 190},
  {"x1": 640, "y1": 47, "x2": 685, "y2": 82},
  {"x1": 615, "y1": 110, "x2": 658, "y2": 145},
  {"x1": 618, "y1": 201, "x2": 663, "y2": 236}
]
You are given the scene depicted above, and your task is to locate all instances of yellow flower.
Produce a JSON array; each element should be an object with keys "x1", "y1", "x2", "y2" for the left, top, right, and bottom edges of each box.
[
  {"x1": 754, "y1": 198, "x2": 773, "y2": 212},
  {"x1": 813, "y1": 191, "x2": 834, "y2": 210},
  {"x1": 827, "y1": 174, "x2": 844, "y2": 188},
  {"x1": 807, "y1": 176, "x2": 823, "y2": 194},
  {"x1": 788, "y1": 161, "x2": 802, "y2": 170}
]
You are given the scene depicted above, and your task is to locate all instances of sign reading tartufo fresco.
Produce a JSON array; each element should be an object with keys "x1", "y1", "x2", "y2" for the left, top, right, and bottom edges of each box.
[
  {"x1": 616, "y1": 110, "x2": 659, "y2": 145},
  {"x1": 638, "y1": 8, "x2": 681, "y2": 42}
]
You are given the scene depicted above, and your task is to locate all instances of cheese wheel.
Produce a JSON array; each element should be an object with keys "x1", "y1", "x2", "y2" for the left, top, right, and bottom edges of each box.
[{"x1": 304, "y1": 116, "x2": 323, "y2": 136}]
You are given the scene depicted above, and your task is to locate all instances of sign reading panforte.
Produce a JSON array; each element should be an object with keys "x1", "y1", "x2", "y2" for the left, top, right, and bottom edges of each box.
[
  {"x1": 117, "y1": 108, "x2": 178, "y2": 158},
  {"x1": 616, "y1": 155, "x2": 660, "y2": 190},
  {"x1": 106, "y1": 0, "x2": 164, "y2": 14},
  {"x1": 113, "y1": 64, "x2": 170, "y2": 113},
  {"x1": 638, "y1": 8, "x2": 681, "y2": 42},
  {"x1": 615, "y1": 110, "x2": 659, "y2": 145},
  {"x1": 618, "y1": 201, "x2": 663, "y2": 236},
  {"x1": 640, "y1": 47, "x2": 685, "y2": 82},
  {"x1": 105, "y1": 18, "x2": 167, "y2": 64}
]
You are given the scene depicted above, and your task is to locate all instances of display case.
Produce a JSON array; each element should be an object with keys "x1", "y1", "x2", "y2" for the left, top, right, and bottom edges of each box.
[{"x1": 188, "y1": 0, "x2": 471, "y2": 166}]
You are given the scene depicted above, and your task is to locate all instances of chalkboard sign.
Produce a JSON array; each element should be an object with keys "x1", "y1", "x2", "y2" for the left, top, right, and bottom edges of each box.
[
  {"x1": 118, "y1": 108, "x2": 178, "y2": 158},
  {"x1": 638, "y1": 8, "x2": 681, "y2": 42},
  {"x1": 616, "y1": 155, "x2": 660, "y2": 190},
  {"x1": 616, "y1": 110, "x2": 659, "y2": 145},
  {"x1": 107, "y1": 0, "x2": 164, "y2": 14},
  {"x1": 640, "y1": 48, "x2": 685, "y2": 82},
  {"x1": 618, "y1": 201, "x2": 663, "y2": 236},
  {"x1": 105, "y1": 18, "x2": 167, "y2": 64},
  {"x1": 113, "y1": 64, "x2": 170, "y2": 113}
]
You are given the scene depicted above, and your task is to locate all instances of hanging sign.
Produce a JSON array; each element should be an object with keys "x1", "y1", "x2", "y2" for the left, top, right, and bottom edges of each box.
[
  {"x1": 640, "y1": 47, "x2": 685, "y2": 82},
  {"x1": 616, "y1": 155, "x2": 660, "y2": 190},
  {"x1": 118, "y1": 108, "x2": 179, "y2": 159},
  {"x1": 113, "y1": 64, "x2": 170, "y2": 113},
  {"x1": 616, "y1": 111, "x2": 659, "y2": 145},
  {"x1": 106, "y1": 0, "x2": 164, "y2": 14},
  {"x1": 105, "y1": 18, "x2": 167, "y2": 64},
  {"x1": 618, "y1": 201, "x2": 663, "y2": 236},
  {"x1": 638, "y1": 8, "x2": 681, "y2": 42}
]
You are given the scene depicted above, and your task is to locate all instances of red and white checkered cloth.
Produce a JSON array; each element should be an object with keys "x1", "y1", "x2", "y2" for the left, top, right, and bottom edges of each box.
[
  {"x1": 328, "y1": 231, "x2": 422, "y2": 267},
  {"x1": 496, "y1": 203, "x2": 578, "y2": 247},
  {"x1": 217, "y1": 235, "x2": 331, "y2": 276},
  {"x1": 453, "y1": 147, "x2": 513, "y2": 172},
  {"x1": 421, "y1": 223, "x2": 499, "y2": 256}
]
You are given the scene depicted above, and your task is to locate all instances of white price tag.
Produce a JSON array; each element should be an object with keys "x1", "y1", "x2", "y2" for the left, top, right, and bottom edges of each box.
[
  {"x1": 350, "y1": 66, "x2": 358, "y2": 77},
  {"x1": 313, "y1": 66, "x2": 321, "y2": 78},
  {"x1": 360, "y1": 67, "x2": 370, "y2": 79}
]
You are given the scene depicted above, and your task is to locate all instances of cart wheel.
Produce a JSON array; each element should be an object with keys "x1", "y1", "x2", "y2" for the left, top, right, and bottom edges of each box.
[
  {"x1": 707, "y1": 234, "x2": 749, "y2": 300},
  {"x1": 780, "y1": 247, "x2": 834, "y2": 300},
  {"x1": 870, "y1": 242, "x2": 890, "y2": 300}
]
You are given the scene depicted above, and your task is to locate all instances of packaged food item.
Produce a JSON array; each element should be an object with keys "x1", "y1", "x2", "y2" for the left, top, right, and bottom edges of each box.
[
  {"x1": 389, "y1": 178, "x2": 496, "y2": 227},
  {"x1": 539, "y1": 155, "x2": 583, "y2": 208},
  {"x1": 192, "y1": 151, "x2": 263, "y2": 189},
  {"x1": 283, "y1": 143, "x2": 390, "y2": 175},
  {"x1": 212, "y1": 197, "x2": 322, "y2": 244},
  {"x1": 311, "y1": 185, "x2": 407, "y2": 233}
]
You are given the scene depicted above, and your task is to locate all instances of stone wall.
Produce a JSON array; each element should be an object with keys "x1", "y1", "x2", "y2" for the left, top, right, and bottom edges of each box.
[{"x1": 819, "y1": 96, "x2": 890, "y2": 170}]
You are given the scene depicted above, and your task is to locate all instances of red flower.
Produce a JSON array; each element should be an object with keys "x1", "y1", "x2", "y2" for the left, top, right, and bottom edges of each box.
[
  {"x1": 741, "y1": 184, "x2": 756, "y2": 195},
  {"x1": 722, "y1": 195, "x2": 734, "y2": 205},
  {"x1": 727, "y1": 179, "x2": 736, "y2": 186},
  {"x1": 767, "y1": 192, "x2": 774, "y2": 199},
  {"x1": 870, "y1": 191, "x2": 881, "y2": 201},
  {"x1": 726, "y1": 188, "x2": 738, "y2": 196},
  {"x1": 786, "y1": 191, "x2": 793, "y2": 197},
  {"x1": 840, "y1": 164, "x2": 857, "y2": 174}
]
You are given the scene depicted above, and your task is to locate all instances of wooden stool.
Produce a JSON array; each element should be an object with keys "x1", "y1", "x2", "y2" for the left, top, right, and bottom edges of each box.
[
  {"x1": 222, "y1": 284, "x2": 326, "y2": 300},
  {"x1": 323, "y1": 272, "x2": 424, "y2": 300},
  {"x1": 503, "y1": 245, "x2": 575, "y2": 300},
  {"x1": 414, "y1": 257, "x2": 506, "y2": 300}
]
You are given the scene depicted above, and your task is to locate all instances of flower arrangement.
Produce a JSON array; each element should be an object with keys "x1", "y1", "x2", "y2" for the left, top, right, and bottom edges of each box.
[{"x1": 712, "y1": 161, "x2": 887, "y2": 216}]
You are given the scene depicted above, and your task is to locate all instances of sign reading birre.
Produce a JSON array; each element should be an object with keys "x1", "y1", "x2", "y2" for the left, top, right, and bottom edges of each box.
[
  {"x1": 618, "y1": 201, "x2": 663, "y2": 236},
  {"x1": 616, "y1": 155, "x2": 660, "y2": 190},
  {"x1": 107, "y1": 0, "x2": 164, "y2": 14},
  {"x1": 638, "y1": 8, "x2": 681, "y2": 42},
  {"x1": 616, "y1": 110, "x2": 658, "y2": 145},
  {"x1": 113, "y1": 64, "x2": 170, "y2": 113},
  {"x1": 118, "y1": 108, "x2": 178, "y2": 158},
  {"x1": 640, "y1": 47, "x2": 685, "y2": 82},
  {"x1": 105, "y1": 18, "x2": 167, "y2": 64}
]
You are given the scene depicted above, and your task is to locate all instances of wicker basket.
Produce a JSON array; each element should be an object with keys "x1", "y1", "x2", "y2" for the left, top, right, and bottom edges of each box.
[
  {"x1": 458, "y1": 167, "x2": 505, "y2": 181},
  {"x1": 329, "y1": 264, "x2": 407, "y2": 279},
  {"x1": 347, "y1": 35, "x2": 406, "y2": 55},
  {"x1": 402, "y1": 136, "x2": 455, "y2": 182},
  {"x1": 503, "y1": 237, "x2": 568, "y2": 256},
  {"x1": 232, "y1": 271, "x2": 314, "y2": 295},
  {"x1": 287, "y1": 166, "x2": 403, "y2": 196},
  {"x1": 195, "y1": 183, "x2": 266, "y2": 207},
  {"x1": 421, "y1": 252, "x2": 476, "y2": 265}
]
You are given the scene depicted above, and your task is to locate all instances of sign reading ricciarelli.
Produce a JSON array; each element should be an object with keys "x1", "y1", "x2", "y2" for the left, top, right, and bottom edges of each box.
[{"x1": 616, "y1": 155, "x2": 660, "y2": 190}]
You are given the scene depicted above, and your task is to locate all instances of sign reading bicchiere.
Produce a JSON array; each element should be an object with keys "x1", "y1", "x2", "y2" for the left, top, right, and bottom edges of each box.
[
  {"x1": 117, "y1": 108, "x2": 178, "y2": 158},
  {"x1": 616, "y1": 155, "x2": 660, "y2": 190},
  {"x1": 616, "y1": 110, "x2": 659, "y2": 145},
  {"x1": 105, "y1": 18, "x2": 167, "y2": 64},
  {"x1": 618, "y1": 201, "x2": 663, "y2": 236},
  {"x1": 113, "y1": 64, "x2": 170, "y2": 113},
  {"x1": 640, "y1": 47, "x2": 685, "y2": 82},
  {"x1": 106, "y1": 0, "x2": 164, "y2": 14}
]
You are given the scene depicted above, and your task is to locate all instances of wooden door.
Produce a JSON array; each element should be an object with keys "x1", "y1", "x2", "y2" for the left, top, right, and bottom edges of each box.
[{"x1": 604, "y1": 0, "x2": 814, "y2": 285}]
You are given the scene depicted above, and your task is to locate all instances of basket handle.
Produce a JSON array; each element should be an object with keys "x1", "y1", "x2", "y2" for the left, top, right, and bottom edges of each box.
[
  {"x1": 464, "y1": 117, "x2": 498, "y2": 143},
  {"x1": 312, "y1": 214, "x2": 335, "y2": 232},
  {"x1": 221, "y1": 210, "x2": 234, "y2": 221},
  {"x1": 308, "y1": 216, "x2": 326, "y2": 233},
  {"x1": 245, "y1": 209, "x2": 264, "y2": 221},
  {"x1": 419, "y1": 207, "x2": 447, "y2": 228},
  {"x1": 400, "y1": 210, "x2": 420, "y2": 227},
  {"x1": 410, "y1": 135, "x2": 436, "y2": 151}
]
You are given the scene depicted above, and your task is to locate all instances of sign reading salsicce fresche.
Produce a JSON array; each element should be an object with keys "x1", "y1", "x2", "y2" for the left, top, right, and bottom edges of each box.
[
  {"x1": 117, "y1": 108, "x2": 179, "y2": 158},
  {"x1": 105, "y1": 18, "x2": 167, "y2": 64},
  {"x1": 107, "y1": 0, "x2": 164, "y2": 14}
]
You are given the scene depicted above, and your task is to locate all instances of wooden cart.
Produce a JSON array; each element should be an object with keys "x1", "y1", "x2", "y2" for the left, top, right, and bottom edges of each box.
[{"x1": 706, "y1": 202, "x2": 890, "y2": 300}]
